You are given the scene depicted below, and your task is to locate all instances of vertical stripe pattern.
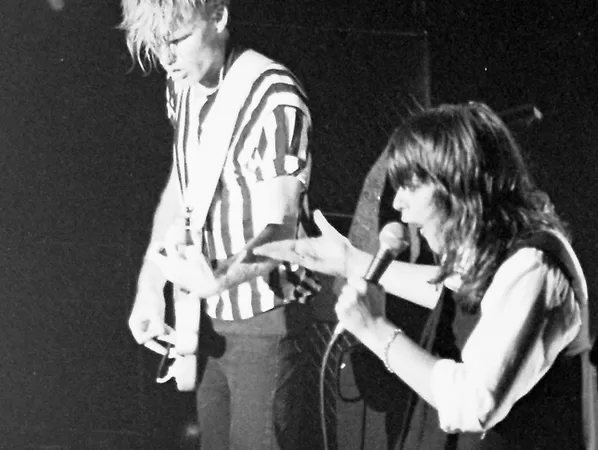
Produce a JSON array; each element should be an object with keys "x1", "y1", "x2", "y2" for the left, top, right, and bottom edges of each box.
[{"x1": 166, "y1": 49, "x2": 319, "y2": 321}]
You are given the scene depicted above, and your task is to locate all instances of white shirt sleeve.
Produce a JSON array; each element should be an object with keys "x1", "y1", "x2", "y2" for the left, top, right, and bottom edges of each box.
[
  {"x1": 430, "y1": 248, "x2": 583, "y2": 433},
  {"x1": 251, "y1": 106, "x2": 310, "y2": 227}
]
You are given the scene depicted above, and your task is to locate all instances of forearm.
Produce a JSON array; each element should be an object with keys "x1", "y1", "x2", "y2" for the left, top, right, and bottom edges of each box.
[
  {"x1": 217, "y1": 259, "x2": 281, "y2": 293},
  {"x1": 214, "y1": 223, "x2": 291, "y2": 293},
  {"x1": 146, "y1": 171, "x2": 180, "y2": 249},
  {"x1": 345, "y1": 247, "x2": 441, "y2": 309},
  {"x1": 140, "y1": 170, "x2": 180, "y2": 292},
  {"x1": 137, "y1": 258, "x2": 167, "y2": 295},
  {"x1": 359, "y1": 318, "x2": 440, "y2": 408}
]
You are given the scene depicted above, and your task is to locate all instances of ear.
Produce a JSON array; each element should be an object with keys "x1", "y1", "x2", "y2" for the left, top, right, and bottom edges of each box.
[{"x1": 214, "y1": 6, "x2": 229, "y2": 33}]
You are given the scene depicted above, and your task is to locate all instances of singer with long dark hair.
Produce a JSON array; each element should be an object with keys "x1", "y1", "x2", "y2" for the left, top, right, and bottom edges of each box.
[{"x1": 254, "y1": 102, "x2": 595, "y2": 449}]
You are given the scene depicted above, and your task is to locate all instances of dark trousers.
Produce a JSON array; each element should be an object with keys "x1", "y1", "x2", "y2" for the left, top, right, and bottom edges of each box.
[{"x1": 196, "y1": 304, "x2": 321, "y2": 450}]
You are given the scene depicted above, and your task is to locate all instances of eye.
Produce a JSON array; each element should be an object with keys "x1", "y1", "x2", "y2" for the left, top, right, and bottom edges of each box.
[
  {"x1": 167, "y1": 31, "x2": 193, "y2": 47},
  {"x1": 403, "y1": 175, "x2": 424, "y2": 191}
]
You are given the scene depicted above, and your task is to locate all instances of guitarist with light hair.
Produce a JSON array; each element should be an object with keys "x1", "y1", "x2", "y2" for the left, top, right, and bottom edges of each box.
[{"x1": 120, "y1": 1, "x2": 320, "y2": 448}]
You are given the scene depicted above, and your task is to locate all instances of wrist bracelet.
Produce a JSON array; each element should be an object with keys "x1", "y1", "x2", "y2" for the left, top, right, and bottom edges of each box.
[{"x1": 383, "y1": 328, "x2": 403, "y2": 374}]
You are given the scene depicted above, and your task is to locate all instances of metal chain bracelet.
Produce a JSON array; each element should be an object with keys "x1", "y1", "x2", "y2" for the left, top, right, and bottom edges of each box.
[{"x1": 383, "y1": 328, "x2": 404, "y2": 373}]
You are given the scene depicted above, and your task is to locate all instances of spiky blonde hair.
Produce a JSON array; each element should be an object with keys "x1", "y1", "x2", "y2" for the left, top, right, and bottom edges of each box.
[{"x1": 120, "y1": 0, "x2": 228, "y2": 71}]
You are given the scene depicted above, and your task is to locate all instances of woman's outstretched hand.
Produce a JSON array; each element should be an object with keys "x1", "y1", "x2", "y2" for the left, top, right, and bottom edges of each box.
[{"x1": 253, "y1": 209, "x2": 353, "y2": 278}]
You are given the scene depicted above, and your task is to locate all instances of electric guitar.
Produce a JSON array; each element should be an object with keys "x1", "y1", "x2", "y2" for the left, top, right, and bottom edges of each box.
[{"x1": 152, "y1": 212, "x2": 203, "y2": 392}]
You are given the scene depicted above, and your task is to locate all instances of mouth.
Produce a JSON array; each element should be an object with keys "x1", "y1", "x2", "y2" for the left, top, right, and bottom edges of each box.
[{"x1": 166, "y1": 68, "x2": 187, "y2": 79}]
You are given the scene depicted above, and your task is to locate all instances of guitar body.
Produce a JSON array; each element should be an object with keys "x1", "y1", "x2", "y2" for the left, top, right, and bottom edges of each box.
[{"x1": 171, "y1": 286, "x2": 202, "y2": 391}]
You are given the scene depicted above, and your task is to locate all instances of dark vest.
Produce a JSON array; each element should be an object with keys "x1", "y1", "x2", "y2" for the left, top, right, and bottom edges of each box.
[{"x1": 397, "y1": 232, "x2": 595, "y2": 450}]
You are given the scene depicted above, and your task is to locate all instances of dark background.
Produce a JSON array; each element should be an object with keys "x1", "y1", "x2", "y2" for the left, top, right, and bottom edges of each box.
[{"x1": 0, "y1": 0, "x2": 596, "y2": 448}]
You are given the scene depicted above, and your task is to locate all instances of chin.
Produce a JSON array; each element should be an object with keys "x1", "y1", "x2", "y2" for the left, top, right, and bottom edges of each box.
[{"x1": 180, "y1": 72, "x2": 198, "y2": 82}]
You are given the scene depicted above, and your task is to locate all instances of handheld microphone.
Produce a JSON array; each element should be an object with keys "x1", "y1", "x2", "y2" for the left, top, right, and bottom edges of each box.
[{"x1": 332, "y1": 221, "x2": 409, "y2": 339}]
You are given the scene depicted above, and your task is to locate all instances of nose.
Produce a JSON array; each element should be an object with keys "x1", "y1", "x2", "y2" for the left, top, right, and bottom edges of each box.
[{"x1": 158, "y1": 43, "x2": 177, "y2": 67}]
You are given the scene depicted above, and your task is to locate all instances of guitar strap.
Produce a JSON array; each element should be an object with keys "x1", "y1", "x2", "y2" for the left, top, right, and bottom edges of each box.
[
  {"x1": 147, "y1": 50, "x2": 302, "y2": 389},
  {"x1": 177, "y1": 49, "x2": 283, "y2": 235}
]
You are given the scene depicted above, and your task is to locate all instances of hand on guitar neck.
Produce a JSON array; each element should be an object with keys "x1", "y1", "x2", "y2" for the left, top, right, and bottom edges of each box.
[{"x1": 148, "y1": 241, "x2": 223, "y2": 299}]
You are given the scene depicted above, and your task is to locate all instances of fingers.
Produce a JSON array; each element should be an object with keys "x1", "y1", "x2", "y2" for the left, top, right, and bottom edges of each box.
[
  {"x1": 146, "y1": 244, "x2": 174, "y2": 283},
  {"x1": 313, "y1": 209, "x2": 332, "y2": 234},
  {"x1": 129, "y1": 315, "x2": 166, "y2": 344},
  {"x1": 226, "y1": 249, "x2": 248, "y2": 266},
  {"x1": 129, "y1": 290, "x2": 166, "y2": 344},
  {"x1": 335, "y1": 278, "x2": 375, "y2": 331},
  {"x1": 146, "y1": 242, "x2": 199, "y2": 280},
  {"x1": 336, "y1": 280, "x2": 360, "y2": 312},
  {"x1": 313, "y1": 209, "x2": 342, "y2": 238},
  {"x1": 346, "y1": 277, "x2": 368, "y2": 295},
  {"x1": 149, "y1": 241, "x2": 206, "y2": 265},
  {"x1": 340, "y1": 278, "x2": 386, "y2": 323},
  {"x1": 335, "y1": 283, "x2": 357, "y2": 327},
  {"x1": 155, "y1": 325, "x2": 176, "y2": 345},
  {"x1": 143, "y1": 339, "x2": 169, "y2": 356},
  {"x1": 147, "y1": 241, "x2": 217, "y2": 295},
  {"x1": 147, "y1": 242, "x2": 168, "y2": 267},
  {"x1": 252, "y1": 240, "x2": 300, "y2": 263},
  {"x1": 181, "y1": 244, "x2": 204, "y2": 262}
]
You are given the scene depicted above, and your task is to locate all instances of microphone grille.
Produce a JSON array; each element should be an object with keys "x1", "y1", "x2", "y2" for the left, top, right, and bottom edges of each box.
[{"x1": 379, "y1": 222, "x2": 408, "y2": 256}]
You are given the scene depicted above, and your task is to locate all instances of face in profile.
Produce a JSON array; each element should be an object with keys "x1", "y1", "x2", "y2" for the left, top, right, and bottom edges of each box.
[
  {"x1": 393, "y1": 179, "x2": 446, "y2": 254},
  {"x1": 155, "y1": 11, "x2": 226, "y2": 87}
]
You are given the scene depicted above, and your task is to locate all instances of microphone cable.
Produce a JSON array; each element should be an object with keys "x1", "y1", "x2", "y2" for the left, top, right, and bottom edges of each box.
[{"x1": 318, "y1": 326, "x2": 362, "y2": 450}]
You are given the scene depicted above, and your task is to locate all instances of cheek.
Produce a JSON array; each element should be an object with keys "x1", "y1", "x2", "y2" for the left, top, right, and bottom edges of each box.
[
  {"x1": 177, "y1": 38, "x2": 206, "y2": 62},
  {"x1": 423, "y1": 204, "x2": 440, "y2": 223},
  {"x1": 178, "y1": 48, "x2": 198, "y2": 64}
]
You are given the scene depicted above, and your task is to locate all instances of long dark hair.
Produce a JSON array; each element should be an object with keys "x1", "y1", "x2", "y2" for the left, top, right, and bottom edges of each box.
[{"x1": 385, "y1": 102, "x2": 568, "y2": 309}]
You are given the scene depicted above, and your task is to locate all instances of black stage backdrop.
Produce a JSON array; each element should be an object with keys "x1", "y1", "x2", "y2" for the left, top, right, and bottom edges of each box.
[{"x1": 0, "y1": 1, "x2": 596, "y2": 449}]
